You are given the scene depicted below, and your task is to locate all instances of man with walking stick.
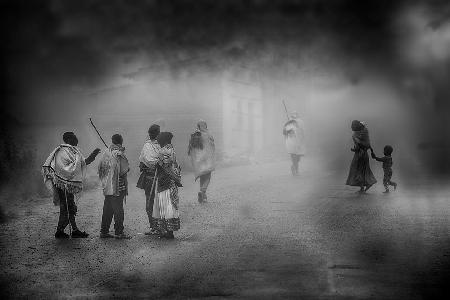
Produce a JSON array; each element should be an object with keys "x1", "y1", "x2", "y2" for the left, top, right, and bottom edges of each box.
[
  {"x1": 42, "y1": 132, "x2": 101, "y2": 238},
  {"x1": 98, "y1": 134, "x2": 131, "y2": 239}
]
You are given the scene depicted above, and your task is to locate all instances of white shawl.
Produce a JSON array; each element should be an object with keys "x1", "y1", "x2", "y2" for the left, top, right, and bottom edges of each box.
[
  {"x1": 42, "y1": 144, "x2": 86, "y2": 194},
  {"x1": 139, "y1": 139, "x2": 161, "y2": 167}
]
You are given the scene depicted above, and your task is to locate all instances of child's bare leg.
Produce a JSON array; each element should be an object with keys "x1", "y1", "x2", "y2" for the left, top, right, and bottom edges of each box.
[{"x1": 390, "y1": 181, "x2": 397, "y2": 190}]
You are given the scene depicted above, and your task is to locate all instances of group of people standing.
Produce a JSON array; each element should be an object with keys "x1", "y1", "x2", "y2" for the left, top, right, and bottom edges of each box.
[
  {"x1": 42, "y1": 115, "x2": 396, "y2": 240},
  {"x1": 42, "y1": 120, "x2": 215, "y2": 240}
]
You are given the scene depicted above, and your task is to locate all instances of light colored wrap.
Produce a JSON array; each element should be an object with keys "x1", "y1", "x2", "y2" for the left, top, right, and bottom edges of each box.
[
  {"x1": 188, "y1": 120, "x2": 215, "y2": 181},
  {"x1": 42, "y1": 144, "x2": 87, "y2": 194},
  {"x1": 139, "y1": 139, "x2": 161, "y2": 168},
  {"x1": 98, "y1": 144, "x2": 129, "y2": 196},
  {"x1": 283, "y1": 117, "x2": 306, "y2": 156}
]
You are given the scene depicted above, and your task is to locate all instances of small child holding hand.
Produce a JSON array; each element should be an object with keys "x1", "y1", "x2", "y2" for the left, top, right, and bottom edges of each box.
[{"x1": 371, "y1": 145, "x2": 397, "y2": 193}]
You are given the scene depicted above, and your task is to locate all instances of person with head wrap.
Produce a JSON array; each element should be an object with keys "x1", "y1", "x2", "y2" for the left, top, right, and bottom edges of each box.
[
  {"x1": 42, "y1": 131, "x2": 101, "y2": 238},
  {"x1": 346, "y1": 120, "x2": 377, "y2": 193},
  {"x1": 151, "y1": 132, "x2": 182, "y2": 239},
  {"x1": 188, "y1": 120, "x2": 215, "y2": 203},
  {"x1": 136, "y1": 124, "x2": 161, "y2": 235},
  {"x1": 98, "y1": 134, "x2": 131, "y2": 239},
  {"x1": 282, "y1": 111, "x2": 306, "y2": 175}
]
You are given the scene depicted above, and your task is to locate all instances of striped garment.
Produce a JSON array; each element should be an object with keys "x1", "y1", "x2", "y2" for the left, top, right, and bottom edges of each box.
[
  {"x1": 118, "y1": 175, "x2": 127, "y2": 192},
  {"x1": 151, "y1": 188, "x2": 180, "y2": 232}
]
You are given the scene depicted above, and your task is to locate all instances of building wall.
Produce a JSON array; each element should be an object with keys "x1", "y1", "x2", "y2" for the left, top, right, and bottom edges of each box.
[
  {"x1": 221, "y1": 67, "x2": 263, "y2": 159},
  {"x1": 85, "y1": 74, "x2": 224, "y2": 175}
]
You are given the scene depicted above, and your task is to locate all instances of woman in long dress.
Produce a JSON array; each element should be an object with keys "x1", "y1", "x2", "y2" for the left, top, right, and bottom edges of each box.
[
  {"x1": 151, "y1": 132, "x2": 182, "y2": 239},
  {"x1": 188, "y1": 120, "x2": 215, "y2": 203},
  {"x1": 346, "y1": 120, "x2": 377, "y2": 193}
]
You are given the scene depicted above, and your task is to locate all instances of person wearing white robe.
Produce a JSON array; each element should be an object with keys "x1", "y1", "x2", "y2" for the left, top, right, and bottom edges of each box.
[
  {"x1": 42, "y1": 131, "x2": 100, "y2": 238},
  {"x1": 136, "y1": 124, "x2": 161, "y2": 235},
  {"x1": 283, "y1": 111, "x2": 306, "y2": 175},
  {"x1": 188, "y1": 120, "x2": 215, "y2": 203}
]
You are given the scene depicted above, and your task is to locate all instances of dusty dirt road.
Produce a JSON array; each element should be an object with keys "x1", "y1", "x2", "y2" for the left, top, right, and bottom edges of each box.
[{"x1": 1, "y1": 159, "x2": 449, "y2": 299}]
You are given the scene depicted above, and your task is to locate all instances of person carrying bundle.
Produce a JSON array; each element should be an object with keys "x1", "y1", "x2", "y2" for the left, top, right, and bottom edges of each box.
[
  {"x1": 137, "y1": 124, "x2": 161, "y2": 235},
  {"x1": 188, "y1": 120, "x2": 215, "y2": 203},
  {"x1": 346, "y1": 120, "x2": 377, "y2": 193},
  {"x1": 283, "y1": 111, "x2": 306, "y2": 176}
]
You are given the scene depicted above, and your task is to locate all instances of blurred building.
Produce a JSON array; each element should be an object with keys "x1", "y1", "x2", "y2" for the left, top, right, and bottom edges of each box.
[{"x1": 85, "y1": 62, "x2": 278, "y2": 171}]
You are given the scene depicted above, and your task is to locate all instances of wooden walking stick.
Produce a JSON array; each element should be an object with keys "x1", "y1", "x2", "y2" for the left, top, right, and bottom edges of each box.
[
  {"x1": 148, "y1": 168, "x2": 158, "y2": 231},
  {"x1": 282, "y1": 100, "x2": 290, "y2": 121},
  {"x1": 64, "y1": 186, "x2": 72, "y2": 239},
  {"x1": 89, "y1": 118, "x2": 108, "y2": 148},
  {"x1": 149, "y1": 168, "x2": 158, "y2": 201}
]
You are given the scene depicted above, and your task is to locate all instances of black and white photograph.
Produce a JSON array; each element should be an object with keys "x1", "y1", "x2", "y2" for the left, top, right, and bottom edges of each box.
[{"x1": 1, "y1": 0, "x2": 449, "y2": 299}]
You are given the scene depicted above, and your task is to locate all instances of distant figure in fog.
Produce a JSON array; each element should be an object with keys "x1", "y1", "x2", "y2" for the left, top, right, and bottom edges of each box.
[
  {"x1": 42, "y1": 132, "x2": 101, "y2": 238},
  {"x1": 188, "y1": 120, "x2": 215, "y2": 203},
  {"x1": 136, "y1": 124, "x2": 161, "y2": 235},
  {"x1": 98, "y1": 134, "x2": 131, "y2": 239},
  {"x1": 346, "y1": 120, "x2": 377, "y2": 193},
  {"x1": 371, "y1": 145, "x2": 397, "y2": 193},
  {"x1": 152, "y1": 132, "x2": 182, "y2": 239},
  {"x1": 283, "y1": 111, "x2": 306, "y2": 175}
]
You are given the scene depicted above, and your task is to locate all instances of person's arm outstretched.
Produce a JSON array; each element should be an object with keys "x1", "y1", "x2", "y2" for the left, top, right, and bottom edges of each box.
[{"x1": 85, "y1": 148, "x2": 101, "y2": 165}]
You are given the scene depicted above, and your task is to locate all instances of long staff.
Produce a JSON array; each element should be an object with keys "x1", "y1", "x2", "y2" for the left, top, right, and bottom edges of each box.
[
  {"x1": 282, "y1": 100, "x2": 290, "y2": 121},
  {"x1": 64, "y1": 186, "x2": 72, "y2": 239},
  {"x1": 149, "y1": 168, "x2": 158, "y2": 204},
  {"x1": 89, "y1": 118, "x2": 108, "y2": 148}
]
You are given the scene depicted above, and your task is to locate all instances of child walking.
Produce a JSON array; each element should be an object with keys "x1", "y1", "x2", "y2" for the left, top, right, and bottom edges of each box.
[{"x1": 371, "y1": 145, "x2": 397, "y2": 193}]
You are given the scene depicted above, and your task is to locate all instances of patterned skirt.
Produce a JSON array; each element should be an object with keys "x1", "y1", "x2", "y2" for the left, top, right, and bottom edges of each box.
[{"x1": 151, "y1": 189, "x2": 180, "y2": 232}]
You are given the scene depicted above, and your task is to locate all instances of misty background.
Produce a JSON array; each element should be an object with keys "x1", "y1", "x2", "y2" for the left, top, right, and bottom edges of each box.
[{"x1": 1, "y1": 0, "x2": 450, "y2": 216}]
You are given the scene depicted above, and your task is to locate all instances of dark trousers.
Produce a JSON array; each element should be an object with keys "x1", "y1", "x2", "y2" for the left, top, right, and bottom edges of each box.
[
  {"x1": 101, "y1": 191, "x2": 126, "y2": 235},
  {"x1": 56, "y1": 188, "x2": 78, "y2": 232},
  {"x1": 199, "y1": 172, "x2": 211, "y2": 193},
  {"x1": 145, "y1": 185, "x2": 156, "y2": 228}
]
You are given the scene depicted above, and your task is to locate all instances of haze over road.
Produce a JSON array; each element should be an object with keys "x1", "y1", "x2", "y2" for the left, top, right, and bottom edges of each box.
[{"x1": 1, "y1": 158, "x2": 449, "y2": 299}]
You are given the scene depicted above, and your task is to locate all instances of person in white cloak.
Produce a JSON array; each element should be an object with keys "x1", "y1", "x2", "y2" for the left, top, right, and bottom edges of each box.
[
  {"x1": 283, "y1": 111, "x2": 306, "y2": 175},
  {"x1": 188, "y1": 120, "x2": 215, "y2": 203},
  {"x1": 136, "y1": 124, "x2": 161, "y2": 235},
  {"x1": 98, "y1": 134, "x2": 131, "y2": 239},
  {"x1": 42, "y1": 132, "x2": 100, "y2": 238}
]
